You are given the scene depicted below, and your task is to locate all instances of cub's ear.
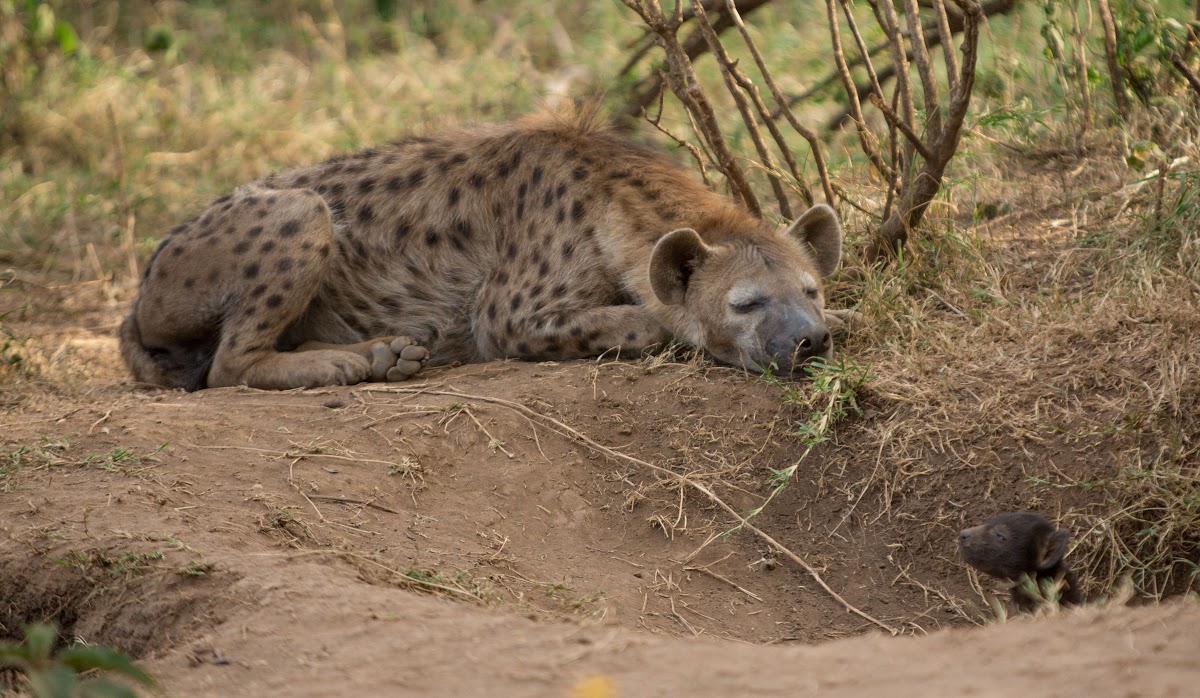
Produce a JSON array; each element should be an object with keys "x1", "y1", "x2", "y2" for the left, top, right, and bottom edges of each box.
[
  {"x1": 1036, "y1": 529, "x2": 1071, "y2": 572},
  {"x1": 784, "y1": 203, "x2": 842, "y2": 279},
  {"x1": 649, "y1": 228, "x2": 712, "y2": 305}
]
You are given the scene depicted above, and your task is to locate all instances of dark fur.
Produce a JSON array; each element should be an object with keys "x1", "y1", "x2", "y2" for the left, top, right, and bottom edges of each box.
[{"x1": 957, "y1": 511, "x2": 1082, "y2": 611}]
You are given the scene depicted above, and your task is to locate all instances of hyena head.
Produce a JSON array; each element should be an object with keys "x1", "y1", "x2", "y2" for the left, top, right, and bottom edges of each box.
[{"x1": 649, "y1": 203, "x2": 843, "y2": 374}]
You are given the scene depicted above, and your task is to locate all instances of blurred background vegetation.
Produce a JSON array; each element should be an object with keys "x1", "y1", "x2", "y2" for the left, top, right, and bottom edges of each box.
[{"x1": 1, "y1": 0, "x2": 1197, "y2": 280}]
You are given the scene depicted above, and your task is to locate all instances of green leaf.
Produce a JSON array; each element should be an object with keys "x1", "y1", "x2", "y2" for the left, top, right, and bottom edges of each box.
[
  {"x1": 375, "y1": 0, "x2": 398, "y2": 21},
  {"x1": 27, "y1": 664, "x2": 81, "y2": 698},
  {"x1": 58, "y1": 645, "x2": 156, "y2": 687},
  {"x1": 78, "y1": 676, "x2": 141, "y2": 698},
  {"x1": 0, "y1": 642, "x2": 31, "y2": 669},
  {"x1": 22, "y1": 624, "x2": 58, "y2": 662},
  {"x1": 144, "y1": 25, "x2": 173, "y2": 52},
  {"x1": 53, "y1": 20, "x2": 78, "y2": 55}
]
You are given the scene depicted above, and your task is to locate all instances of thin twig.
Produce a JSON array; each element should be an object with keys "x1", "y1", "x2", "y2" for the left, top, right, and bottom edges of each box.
[
  {"x1": 684, "y1": 565, "x2": 764, "y2": 602},
  {"x1": 868, "y1": 93, "x2": 935, "y2": 162},
  {"x1": 824, "y1": 0, "x2": 891, "y2": 178},
  {"x1": 463, "y1": 407, "x2": 515, "y2": 457},
  {"x1": 308, "y1": 495, "x2": 402, "y2": 515},
  {"x1": 723, "y1": 0, "x2": 833, "y2": 206},
  {"x1": 642, "y1": 88, "x2": 712, "y2": 186},
  {"x1": 693, "y1": 0, "x2": 792, "y2": 218}
]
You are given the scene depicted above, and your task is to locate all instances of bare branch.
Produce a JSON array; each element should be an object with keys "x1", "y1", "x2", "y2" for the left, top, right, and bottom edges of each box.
[
  {"x1": 724, "y1": 0, "x2": 834, "y2": 207},
  {"x1": 867, "y1": 0, "x2": 983, "y2": 262},
  {"x1": 622, "y1": 0, "x2": 761, "y2": 215},
  {"x1": 932, "y1": 0, "x2": 962, "y2": 95},
  {"x1": 693, "y1": 1, "x2": 792, "y2": 218},
  {"x1": 868, "y1": 0, "x2": 916, "y2": 137},
  {"x1": 622, "y1": 0, "x2": 774, "y2": 120},
  {"x1": 868, "y1": 92, "x2": 935, "y2": 162},
  {"x1": 869, "y1": 0, "x2": 917, "y2": 202},
  {"x1": 1069, "y1": 0, "x2": 1092, "y2": 152},
  {"x1": 839, "y1": 0, "x2": 886, "y2": 103},
  {"x1": 1170, "y1": 51, "x2": 1200, "y2": 99},
  {"x1": 1096, "y1": 0, "x2": 1130, "y2": 119},
  {"x1": 824, "y1": 0, "x2": 892, "y2": 179},
  {"x1": 901, "y1": 0, "x2": 943, "y2": 141},
  {"x1": 729, "y1": 69, "x2": 814, "y2": 208},
  {"x1": 777, "y1": 0, "x2": 1018, "y2": 119},
  {"x1": 839, "y1": 0, "x2": 899, "y2": 215}
]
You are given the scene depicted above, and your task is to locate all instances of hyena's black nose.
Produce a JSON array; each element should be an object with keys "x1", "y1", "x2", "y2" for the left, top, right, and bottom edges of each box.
[
  {"x1": 794, "y1": 326, "x2": 831, "y2": 358},
  {"x1": 766, "y1": 322, "x2": 830, "y2": 369}
]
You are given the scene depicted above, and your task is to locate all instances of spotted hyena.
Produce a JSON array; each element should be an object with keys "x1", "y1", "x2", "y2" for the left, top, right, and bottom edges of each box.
[{"x1": 119, "y1": 109, "x2": 847, "y2": 391}]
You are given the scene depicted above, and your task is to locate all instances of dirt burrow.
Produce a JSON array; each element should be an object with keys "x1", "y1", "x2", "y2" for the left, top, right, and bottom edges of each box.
[{"x1": 2, "y1": 358, "x2": 1195, "y2": 695}]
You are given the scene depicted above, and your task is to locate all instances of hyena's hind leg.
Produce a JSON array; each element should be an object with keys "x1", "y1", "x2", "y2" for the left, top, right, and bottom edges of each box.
[
  {"x1": 133, "y1": 186, "x2": 419, "y2": 390},
  {"x1": 202, "y1": 189, "x2": 433, "y2": 389}
]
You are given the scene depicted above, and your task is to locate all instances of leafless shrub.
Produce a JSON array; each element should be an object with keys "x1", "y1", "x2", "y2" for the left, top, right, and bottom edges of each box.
[{"x1": 620, "y1": 0, "x2": 986, "y2": 267}]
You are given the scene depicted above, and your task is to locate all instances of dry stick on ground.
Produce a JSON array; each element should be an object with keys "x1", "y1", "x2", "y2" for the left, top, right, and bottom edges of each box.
[
  {"x1": 1096, "y1": 0, "x2": 1130, "y2": 119},
  {"x1": 623, "y1": 0, "x2": 761, "y2": 216},
  {"x1": 723, "y1": 0, "x2": 833, "y2": 207},
  {"x1": 363, "y1": 385, "x2": 900, "y2": 635},
  {"x1": 866, "y1": 0, "x2": 982, "y2": 263}
]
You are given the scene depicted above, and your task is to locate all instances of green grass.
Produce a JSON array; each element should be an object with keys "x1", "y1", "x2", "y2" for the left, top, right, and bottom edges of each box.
[{"x1": 0, "y1": 623, "x2": 155, "y2": 698}]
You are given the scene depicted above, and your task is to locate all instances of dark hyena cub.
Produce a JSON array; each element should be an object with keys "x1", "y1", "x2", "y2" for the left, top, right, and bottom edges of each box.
[{"x1": 958, "y1": 511, "x2": 1083, "y2": 611}]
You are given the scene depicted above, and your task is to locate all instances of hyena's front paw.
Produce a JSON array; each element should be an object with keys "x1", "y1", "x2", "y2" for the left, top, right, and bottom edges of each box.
[
  {"x1": 823, "y1": 308, "x2": 859, "y2": 334},
  {"x1": 367, "y1": 336, "x2": 429, "y2": 382}
]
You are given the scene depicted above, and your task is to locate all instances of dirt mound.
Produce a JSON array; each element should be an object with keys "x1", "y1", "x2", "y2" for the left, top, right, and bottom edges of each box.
[
  {"x1": 0, "y1": 545, "x2": 235, "y2": 659},
  {"x1": 1, "y1": 334, "x2": 1196, "y2": 694}
]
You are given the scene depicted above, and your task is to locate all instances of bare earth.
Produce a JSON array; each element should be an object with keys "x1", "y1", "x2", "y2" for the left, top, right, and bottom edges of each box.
[{"x1": 1, "y1": 313, "x2": 1197, "y2": 695}]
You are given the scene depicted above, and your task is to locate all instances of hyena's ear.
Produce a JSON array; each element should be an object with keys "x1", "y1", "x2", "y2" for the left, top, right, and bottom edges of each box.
[
  {"x1": 783, "y1": 204, "x2": 842, "y2": 279},
  {"x1": 649, "y1": 228, "x2": 712, "y2": 305},
  {"x1": 1036, "y1": 529, "x2": 1071, "y2": 572}
]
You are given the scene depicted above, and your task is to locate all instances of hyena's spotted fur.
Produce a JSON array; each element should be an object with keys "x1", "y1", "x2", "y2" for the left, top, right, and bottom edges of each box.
[{"x1": 120, "y1": 109, "x2": 845, "y2": 391}]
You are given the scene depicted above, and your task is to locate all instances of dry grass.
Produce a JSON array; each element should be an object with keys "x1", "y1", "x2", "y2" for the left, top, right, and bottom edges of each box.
[{"x1": 821, "y1": 127, "x2": 1200, "y2": 601}]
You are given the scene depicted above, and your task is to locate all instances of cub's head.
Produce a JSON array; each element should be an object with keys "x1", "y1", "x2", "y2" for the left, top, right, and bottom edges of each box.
[
  {"x1": 957, "y1": 512, "x2": 1071, "y2": 581},
  {"x1": 648, "y1": 204, "x2": 843, "y2": 374}
]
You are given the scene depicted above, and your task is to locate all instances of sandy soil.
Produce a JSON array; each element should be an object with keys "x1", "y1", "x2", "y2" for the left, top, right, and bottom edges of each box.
[{"x1": 2, "y1": 324, "x2": 1197, "y2": 696}]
